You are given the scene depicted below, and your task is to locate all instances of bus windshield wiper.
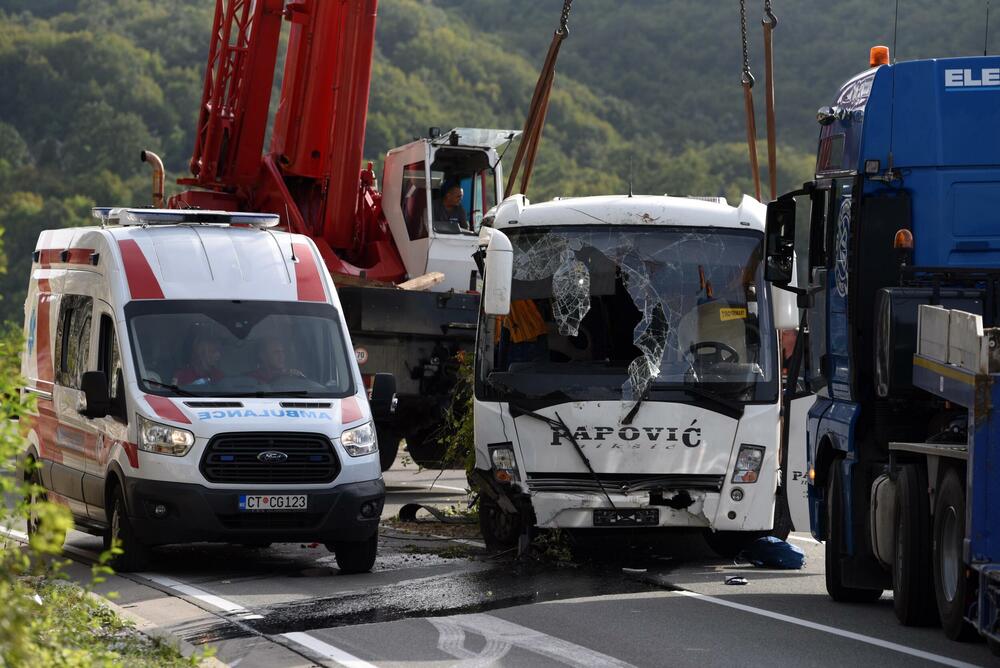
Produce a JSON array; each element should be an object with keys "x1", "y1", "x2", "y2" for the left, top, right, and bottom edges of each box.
[{"x1": 141, "y1": 378, "x2": 197, "y2": 397}]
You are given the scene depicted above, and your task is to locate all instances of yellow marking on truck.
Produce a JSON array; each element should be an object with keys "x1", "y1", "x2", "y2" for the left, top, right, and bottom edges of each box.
[{"x1": 719, "y1": 308, "x2": 747, "y2": 321}]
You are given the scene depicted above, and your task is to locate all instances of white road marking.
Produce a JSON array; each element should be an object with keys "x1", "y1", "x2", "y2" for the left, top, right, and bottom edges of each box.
[
  {"x1": 430, "y1": 613, "x2": 637, "y2": 668},
  {"x1": 426, "y1": 484, "x2": 469, "y2": 494},
  {"x1": 138, "y1": 573, "x2": 264, "y2": 620},
  {"x1": 675, "y1": 590, "x2": 979, "y2": 668},
  {"x1": 282, "y1": 632, "x2": 378, "y2": 668},
  {"x1": 787, "y1": 533, "x2": 821, "y2": 545}
]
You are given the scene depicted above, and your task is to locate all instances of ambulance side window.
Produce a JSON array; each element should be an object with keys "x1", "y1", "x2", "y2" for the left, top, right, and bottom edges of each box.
[
  {"x1": 55, "y1": 295, "x2": 93, "y2": 389},
  {"x1": 97, "y1": 314, "x2": 122, "y2": 398}
]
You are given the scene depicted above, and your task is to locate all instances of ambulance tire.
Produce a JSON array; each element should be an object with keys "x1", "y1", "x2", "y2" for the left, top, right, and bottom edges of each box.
[
  {"x1": 892, "y1": 464, "x2": 939, "y2": 626},
  {"x1": 378, "y1": 428, "x2": 400, "y2": 472},
  {"x1": 933, "y1": 468, "x2": 978, "y2": 641},
  {"x1": 107, "y1": 485, "x2": 150, "y2": 573},
  {"x1": 479, "y1": 494, "x2": 520, "y2": 552},
  {"x1": 331, "y1": 533, "x2": 378, "y2": 574},
  {"x1": 825, "y1": 461, "x2": 883, "y2": 603},
  {"x1": 24, "y1": 459, "x2": 46, "y2": 539}
]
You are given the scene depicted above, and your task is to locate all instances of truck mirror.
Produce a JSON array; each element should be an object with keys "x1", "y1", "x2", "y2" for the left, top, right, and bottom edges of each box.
[
  {"x1": 772, "y1": 285, "x2": 800, "y2": 330},
  {"x1": 80, "y1": 371, "x2": 110, "y2": 419},
  {"x1": 764, "y1": 197, "x2": 796, "y2": 285},
  {"x1": 483, "y1": 229, "x2": 513, "y2": 316},
  {"x1": 369, "y1": 373, "x2": 397, "y2": 419}
]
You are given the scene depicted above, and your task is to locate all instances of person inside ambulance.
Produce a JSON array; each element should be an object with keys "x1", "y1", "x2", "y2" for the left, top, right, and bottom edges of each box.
[
  {"x1": 250, "y1": 337, "x2": 305, "y2": 384},
  {"x1": 173, "y1": 333, "x2": 224, "y2": 386}
]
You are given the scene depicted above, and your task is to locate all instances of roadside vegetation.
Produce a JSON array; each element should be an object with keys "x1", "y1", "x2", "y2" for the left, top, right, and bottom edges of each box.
[{"x1": 0, "y1": 328, "x2": 200, "y2": 667}]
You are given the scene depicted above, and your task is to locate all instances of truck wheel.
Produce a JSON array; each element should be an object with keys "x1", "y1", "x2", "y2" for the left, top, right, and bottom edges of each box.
[
  {"x1": 106, "y1": 485, "x2": 150, "y2": 573},
  {"x1": 933, "y1": 468, "x2": 977, "y2": 641},
  {"x1": 703, "y1": 530, "x2": 764, "y2": 558},
  {"x1": 479, "y1": 494, "x2": 520, "y2": 552},
  {"x1": 892, "y1": 464, "x2": 939, "y2": 626},
  {"x1": 405, "y1": 427, "x2": 448, "y2": 469},
  {"x1": 330, "y1": 533, "x2": 378, "y2": 574},
  {"x1": 378, "y1": 427, "x2": 400, "y2": 471},
  {"x1": 825, "y1": 461, "x2": 883, "y2": 602}
]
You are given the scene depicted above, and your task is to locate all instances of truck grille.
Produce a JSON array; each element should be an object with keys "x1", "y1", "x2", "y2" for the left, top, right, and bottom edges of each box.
[{"x1": 200, "y1": 432, "x2": 338, "y2": 484}]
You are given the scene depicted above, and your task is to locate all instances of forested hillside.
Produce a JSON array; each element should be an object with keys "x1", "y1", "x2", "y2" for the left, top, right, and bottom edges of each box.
[{"x1": 0, "y1": 0, "x2": 993, "y2": 322}]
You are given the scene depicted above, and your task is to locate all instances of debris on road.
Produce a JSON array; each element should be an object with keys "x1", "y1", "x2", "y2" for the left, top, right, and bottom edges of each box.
[
  {"x1": 739, "y1": 536, "x2": 805, "y2": 569},
  {"x1": 725, "y1": 576, "x2": 749, "y2": 586}
]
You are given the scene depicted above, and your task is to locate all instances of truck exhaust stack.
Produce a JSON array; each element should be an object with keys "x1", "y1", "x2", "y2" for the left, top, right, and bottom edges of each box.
[{"x1": 140, "y1": 150, "x2": 165, "y2": 208}]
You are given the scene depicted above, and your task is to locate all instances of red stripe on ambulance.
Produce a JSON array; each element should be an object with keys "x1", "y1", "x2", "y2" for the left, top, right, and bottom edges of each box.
[
  {"x1": 35, "y1": 292, "x2": 54, "y2": 383},
  {"x1": 117, "y1": 239, "x2": 164, "y2": 300},
  {"x1": 144, "y1": 395, "x2": 191, "y2": 424},
  {"x1": 341, "y1": 396, "x2": 363, "y2": 423},
  {"x1": 292, "y1": 242, "x2": 326, "y2": 301}
]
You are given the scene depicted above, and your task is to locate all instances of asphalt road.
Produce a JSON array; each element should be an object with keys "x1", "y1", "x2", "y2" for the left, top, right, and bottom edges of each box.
[{"x1": 4, "y1": 454, "x2": 995, "y2": 667}]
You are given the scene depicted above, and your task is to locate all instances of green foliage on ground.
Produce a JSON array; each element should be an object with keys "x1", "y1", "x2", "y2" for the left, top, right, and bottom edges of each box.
[{"x1": 0, "y1": 327, "x2": 199, "y2": 667}]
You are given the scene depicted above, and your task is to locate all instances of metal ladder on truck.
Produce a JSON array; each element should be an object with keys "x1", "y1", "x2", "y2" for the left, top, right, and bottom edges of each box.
[{"x1": 899, "y1": 305, "x2": 1000, "y2": 648}]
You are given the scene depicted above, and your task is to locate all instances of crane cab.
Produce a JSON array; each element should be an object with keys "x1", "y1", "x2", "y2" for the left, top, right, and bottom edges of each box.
[{"x1": 381, "y1": 128, "x2": 517, "y2": 292}]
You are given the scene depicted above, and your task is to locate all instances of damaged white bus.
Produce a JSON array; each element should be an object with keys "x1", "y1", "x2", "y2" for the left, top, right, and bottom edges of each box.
[{"x1": 471, "y1": 194, "x2": 805, "y2": 555}]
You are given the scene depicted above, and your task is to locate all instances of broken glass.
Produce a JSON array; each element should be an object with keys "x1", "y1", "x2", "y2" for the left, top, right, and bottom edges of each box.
[{"x1": 495, "y1": 223, "x2": 776, "y2": 409}]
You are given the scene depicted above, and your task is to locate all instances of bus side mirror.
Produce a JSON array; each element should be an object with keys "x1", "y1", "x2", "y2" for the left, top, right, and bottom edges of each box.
[
  {"x1": 765, "y1": 197, "x2": 796, "y2": 285},
  {"x1": 483, "y1": 229, "x2": 512, "y2": 316},
  {"x1": 80, "y1": 371, "x2": 110, "y2": 419}
]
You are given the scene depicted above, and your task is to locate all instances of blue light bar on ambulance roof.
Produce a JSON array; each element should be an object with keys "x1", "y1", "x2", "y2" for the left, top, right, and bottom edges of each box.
[{"x1": 91, "y1": 207, "x2": 280, "y2": 228}]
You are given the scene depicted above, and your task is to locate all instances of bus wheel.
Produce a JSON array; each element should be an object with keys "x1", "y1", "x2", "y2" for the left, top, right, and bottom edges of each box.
[
  {"x1": 893, "y1": 464, "x2": 939, "y2": 626},
  {"x1": 933, "y1": 468, "x2": 977, "y2": 641},
  {"x1": 825, "y1": 461, "x2": 882, "y2": 602},
  {"x1": 378, "y1": 428, "x2": 400, "y2": 472},
  {"x1": 479, "y1": 494, "x2": 520, "y2": 552},
  {"x1": 703, "y1": 530, "x2": 764, "y2": 558}
]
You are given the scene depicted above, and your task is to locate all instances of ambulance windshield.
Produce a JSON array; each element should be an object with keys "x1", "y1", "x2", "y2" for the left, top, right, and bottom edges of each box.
[
  {"x1": 478, "y1": 225, "x2": 778, "y2": 407},
  {"x1": 125, "y1": 300, "x2": 355, "y2": 398}
]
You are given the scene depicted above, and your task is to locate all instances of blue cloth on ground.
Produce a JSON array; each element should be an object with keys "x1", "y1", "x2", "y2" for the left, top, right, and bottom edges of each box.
[{"x1": 739, "y1": 536, "x2": 805, "y2": 569}]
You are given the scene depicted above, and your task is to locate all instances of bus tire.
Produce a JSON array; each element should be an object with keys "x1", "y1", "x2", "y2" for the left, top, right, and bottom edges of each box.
[
  {"x1": 893, "y1": 464, "x2": 939, "y2": 626},
  {"x1": 703, "y1": 530, "x2": 764, "y2": 558},
  {"x1": 933, "y1": 468, "x2": 977, "y2": 641},
  {"x1": 479, "y1": 494, "x2": 520, "y2": 552},
  {"x1": 825, "y1": 461, "x2": 882, "y2": 602}
]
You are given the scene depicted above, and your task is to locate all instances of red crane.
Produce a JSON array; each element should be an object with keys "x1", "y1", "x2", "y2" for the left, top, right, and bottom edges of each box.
[{"x1": 171, "y1": 0, "x2": 403, "y2": 282}]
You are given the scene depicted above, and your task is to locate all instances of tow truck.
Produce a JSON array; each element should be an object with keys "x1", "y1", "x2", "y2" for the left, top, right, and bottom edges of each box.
[
  {"x1": 166, "y1": 0, "x2": 517, "y2": 469},
  {"x1": 765, "y1": 46, "x2": 1000, "y2": 648}
]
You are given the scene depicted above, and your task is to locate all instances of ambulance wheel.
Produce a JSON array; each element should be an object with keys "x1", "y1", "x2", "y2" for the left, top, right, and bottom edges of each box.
[
  {"x1": 330, "y1": 533, "x2": 378, "y2": 574},
  {"x1": 703, "y1": 530, "x2": 764, "y2": 558},
  {"x1": 933, "y1": 468, "x2": 978, "y2": 641},
  {"x1": 106, "y1": 485, "x2": 150, "y2": 573},
  {"x1": 892, "y1": 464, "x2": 939, "y2": 626},
  {"x1": 479, "y1": 494, "x2": 520, "y2": 552},
  {"x1": 24, "y1": 458, "x2": 46, "y2": 539},
  {"x1": 825, "y1": 461, "x2": 882, "y2": 602},
  {"x1": 378, "y1": 428, "x2": 400, "y2": 471}
]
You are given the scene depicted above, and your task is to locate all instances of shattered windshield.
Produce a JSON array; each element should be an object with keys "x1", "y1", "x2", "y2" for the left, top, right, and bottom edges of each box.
[{"x1": 477, "y1": 226, "x2": 778, "y2": 407}]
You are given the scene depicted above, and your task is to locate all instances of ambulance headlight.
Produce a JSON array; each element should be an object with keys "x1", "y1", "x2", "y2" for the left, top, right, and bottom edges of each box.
[
  {"x1": 341, "y1": 422, "x2": 377, "y2": 457},
  {"x1": 732, "y1": 444, "x2": 765, "y2": 483},
  {"x1": 137, "y1": 416, "x2": 195, "y2": 456}
]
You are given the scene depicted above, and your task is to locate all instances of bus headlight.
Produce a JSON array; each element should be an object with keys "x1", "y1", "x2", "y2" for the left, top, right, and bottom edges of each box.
[
  {"x1": 342, "y1": 422, "x2": 378, "y2": 457},
  {"x1": 138, "y1": 415, "x2": 195, "y2": 456},
  {"x1": 490, "y1": 444, "x2": 518, "y2": 483},
  {"x1": 732, "y1": 444, "x2": 765, "y2": 483}
]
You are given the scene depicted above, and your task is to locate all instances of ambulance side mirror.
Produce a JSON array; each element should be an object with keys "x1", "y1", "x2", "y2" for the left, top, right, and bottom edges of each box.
[
  {"x1": 80, "y1": 371, "x2": 110, "y2": 419},
  {"x1": 370, "y1": 373, "x2": 397, "y2": 419},
  {"x1": 483, "y1": 228, "x2": 512, "y2": 316},
  {"x1": 764, "y1": 197, "x2": 796, "y2": 285}
]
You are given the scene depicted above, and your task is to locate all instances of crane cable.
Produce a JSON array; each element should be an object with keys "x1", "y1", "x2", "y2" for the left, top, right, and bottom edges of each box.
[
  {"x1": 762, "y1": 0, "x2": 778, "y2": 201},
  {"x1": 504, "y1": 0, "x2": 573, "y2": 199},
  {"x1": 740, "y1": 0, "x2": 762, "y2": 202}
]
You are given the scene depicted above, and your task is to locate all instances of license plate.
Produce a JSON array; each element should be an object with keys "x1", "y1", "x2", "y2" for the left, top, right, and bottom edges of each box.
[
  {"x1": 593, "y1": 508, "x2": 659, "y2": 527},
  {"x1": 238, "y1": 494, "x2": 308, "y2": 511}
]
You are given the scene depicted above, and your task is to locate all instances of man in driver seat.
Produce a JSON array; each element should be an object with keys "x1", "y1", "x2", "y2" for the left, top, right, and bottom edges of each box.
[
  {"x1": 432, "y1": 182, "x2": 468, "y2": 231},
  {"x1": 251, "y1": 338, "x2": 304, "y2": 383}
]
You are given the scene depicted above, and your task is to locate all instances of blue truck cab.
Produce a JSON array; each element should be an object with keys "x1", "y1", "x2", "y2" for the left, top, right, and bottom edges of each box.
[{"x1": 765, "y1": 52, "x2": 1000, "y2": 647}]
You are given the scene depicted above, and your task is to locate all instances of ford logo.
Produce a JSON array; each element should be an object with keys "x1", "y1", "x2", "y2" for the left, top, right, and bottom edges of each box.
[{"x1": 257, "y1": 450, "x2": 288, "y2": 463}]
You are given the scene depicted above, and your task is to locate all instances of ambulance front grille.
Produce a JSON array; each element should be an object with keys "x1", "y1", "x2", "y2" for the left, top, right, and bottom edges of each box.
[{"x1": 200, "y1": 432, "x2": 339, "y2": 484}]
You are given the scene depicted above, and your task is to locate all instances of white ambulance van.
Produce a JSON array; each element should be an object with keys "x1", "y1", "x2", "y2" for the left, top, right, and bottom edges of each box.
[{"x1": 20, "y1": 208, "x2": 394, "y2": 573}]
